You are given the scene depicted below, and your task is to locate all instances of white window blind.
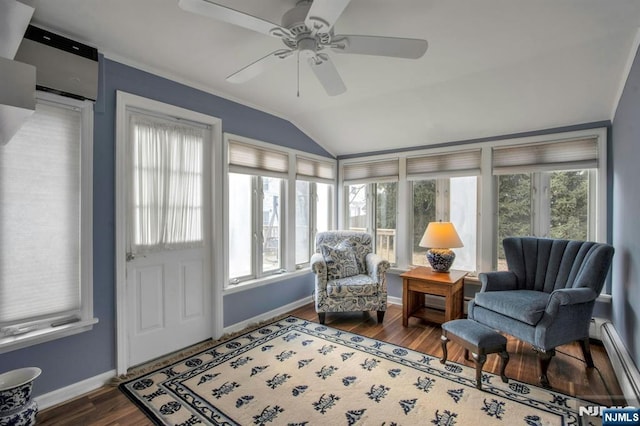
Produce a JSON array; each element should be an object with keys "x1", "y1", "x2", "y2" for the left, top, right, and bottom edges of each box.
[
  {"x1": 228, "y1": 139, "x2": 289, "y2": 177},
  {"x1": 130, "y1": 114, "x2": 205, "y2": 251},
  {"x1": 0, "y1": 101, "x2": 82, "y2": 324},
  {"x1": 296, "y1": 155, "x2": 335, "y2": 183},
  {"x1": 407, "y1": 149, "x2": 481, "y2": 179},
  {"x1": 492, "y1": 137, "x2": 598, "y2": 174},
  {"x1": 343, "y1": 158, "x2": 399, "y2": 184}
]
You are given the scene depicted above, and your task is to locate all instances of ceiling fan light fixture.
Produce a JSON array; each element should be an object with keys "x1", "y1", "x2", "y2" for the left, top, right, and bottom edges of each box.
[{"x1": 298, "y1": 38, "x2": 318, "y2": 59}]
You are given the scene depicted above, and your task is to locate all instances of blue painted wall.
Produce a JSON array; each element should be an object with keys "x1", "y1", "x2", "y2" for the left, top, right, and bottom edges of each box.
[
  {"x1": 0, "y1": 57, "x2": 330, "y2": 396},
  {"x1": 611, "y1": 44, "x2": 640, "y2": 368},
  {"x1": 224, "y1": 275, "x2": 314, "y2": 326}
]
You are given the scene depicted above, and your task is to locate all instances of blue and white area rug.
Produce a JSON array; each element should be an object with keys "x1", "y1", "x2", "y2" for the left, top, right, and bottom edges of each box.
[{"x1": 120, "y1": 316, "x2": 599, "y2": 425}]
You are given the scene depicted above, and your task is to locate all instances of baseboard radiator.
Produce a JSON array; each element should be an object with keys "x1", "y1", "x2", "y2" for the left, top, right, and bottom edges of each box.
[{"x1": 601, "y1": 321, "x2": 640, "y2": 406}]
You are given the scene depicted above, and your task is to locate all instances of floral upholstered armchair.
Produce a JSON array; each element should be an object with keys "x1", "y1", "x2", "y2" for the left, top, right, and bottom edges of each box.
[{"x1": 310, "y1": 231, "x2": 390, "y2": 325}]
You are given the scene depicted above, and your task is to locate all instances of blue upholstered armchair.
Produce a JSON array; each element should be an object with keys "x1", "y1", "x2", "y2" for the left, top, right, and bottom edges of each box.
[
  {"x1": 310, "y1": 231, "x2": 390, "y2": 325},
  {"x1": 468, "y1": 237, "x2": 614, "y2": 388}
]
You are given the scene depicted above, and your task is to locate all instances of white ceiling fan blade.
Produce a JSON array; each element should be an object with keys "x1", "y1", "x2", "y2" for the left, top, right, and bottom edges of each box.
[
  {"x1": 227, "y1": 50, "x2": 294, "y2": 83},
  {"x1": 305, "y1": 0, "x2": 352, "y2": 33},
  {"x1": 308, "y1": 55, "x2": 346, "y2": 96},
  {"x1": 332, "y1": 35, "x2": 428, "y2": 59},
  {"x1": 179, "y1": 0, "x2": 290, "y2": 38}
]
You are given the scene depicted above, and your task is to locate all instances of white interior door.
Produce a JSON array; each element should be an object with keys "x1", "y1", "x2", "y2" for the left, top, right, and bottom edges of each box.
[{"x1": 125, "y1": 111, "x2": 213, "y2": 367}]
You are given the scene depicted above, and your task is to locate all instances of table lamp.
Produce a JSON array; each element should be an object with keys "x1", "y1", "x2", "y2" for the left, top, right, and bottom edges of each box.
[{"x1": 419, "y1": 221, "x2": 463, "y2": 272}]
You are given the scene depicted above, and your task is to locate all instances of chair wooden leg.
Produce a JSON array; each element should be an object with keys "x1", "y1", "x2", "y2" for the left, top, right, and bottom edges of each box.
[
  {"x1": 440, "y1": 335, "x2": 449, "y2": 364},
  {"x1": 318, "y1": 313, "x2": 326, "y2": 325},
  {"x1": 472, "y1": 352, "x2": 487, "y2": 390},
  {"x1": 579, "y1": 338, "x2": 595, "y2": 368},
  {"x1": 377, "y1": 311, "x2": 385, "y2": 324},
  {"x1": 499, "y1": 350, "x2": 509, "y2": 383},
  {"x1": 536, "y1": 348, "x2": 555, "y2": 389}
]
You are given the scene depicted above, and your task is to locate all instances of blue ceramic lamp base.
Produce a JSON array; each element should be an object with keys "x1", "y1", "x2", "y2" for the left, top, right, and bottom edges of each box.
[{"x1": 426, "y1": 248, "x2": 456, "y2": 273}]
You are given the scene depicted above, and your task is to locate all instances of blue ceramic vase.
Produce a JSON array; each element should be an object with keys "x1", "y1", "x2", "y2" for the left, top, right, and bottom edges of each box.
[{"x1": 0, "y1": 367, "x2": 41, "y2": 426}]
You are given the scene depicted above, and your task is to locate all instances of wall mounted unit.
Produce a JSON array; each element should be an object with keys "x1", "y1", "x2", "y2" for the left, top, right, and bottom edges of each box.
[{"x1": 15, "y1": 25, "x2": 99, "y2": 101}]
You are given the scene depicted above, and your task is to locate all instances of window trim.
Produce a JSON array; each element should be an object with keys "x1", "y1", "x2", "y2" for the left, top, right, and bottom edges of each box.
[
  {"x1": 0, "y1": 91, "x2": 95, "y2": 353},
  {"x1": 223, "y1": 133, "x2": 336, "y2": 291}
]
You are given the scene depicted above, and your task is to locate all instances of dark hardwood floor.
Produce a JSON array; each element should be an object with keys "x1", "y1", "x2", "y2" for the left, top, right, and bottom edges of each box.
[{"x1": 38, "y1": 303, "x2": 624, "y2": 425}]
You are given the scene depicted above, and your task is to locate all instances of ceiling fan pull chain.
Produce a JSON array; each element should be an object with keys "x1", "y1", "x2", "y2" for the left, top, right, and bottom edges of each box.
[{"x1": 297, "y1": 50, "x2": 300, "y2": 98}]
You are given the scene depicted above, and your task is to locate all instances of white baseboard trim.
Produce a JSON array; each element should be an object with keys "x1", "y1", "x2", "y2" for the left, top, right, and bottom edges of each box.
[
  {"x1": 388, "y1": 295, "x2": 401, "y2": 306},
  {"x1": 223, "y1": 296, "x2": 314, "y2": 335},
  {"x1": 35, "y1": 369, "x2": 116, "y2": 410},
  {"x1": 601, "y1": 321, "x2": 640, "y2": 406}
]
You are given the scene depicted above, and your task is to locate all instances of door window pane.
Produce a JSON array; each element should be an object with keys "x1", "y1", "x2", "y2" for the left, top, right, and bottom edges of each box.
[
  {"x1": 262, "y1": 177, "x2": 282, "y2": 272},
  {"x1": 450, "y1": 176, "x2": 477, "y2": 272},
  {"x1": 497, "y1": 174, "x2": 532, "y2": 270},
  {"x1": 295, "y1": 181, "x2": 310, "y2": 265},
  {"x1": 549, "y1": 170, "x2": 589, "y2": 240},
  {"x1": 347, "y1": 184, "x2": 367, "y2": 231},
  {"x1": 376, "y1": 182, "x2": 397, "y2": 264},
  {"x1": 131, "y1": 116, "x2": 204, "y2": 250},
  {"x1": 412, "y1": 180, "x2": 436, "y2": 265},
  {"x1": 228, "y1": 173, "x2": 252, "y2": 279}
]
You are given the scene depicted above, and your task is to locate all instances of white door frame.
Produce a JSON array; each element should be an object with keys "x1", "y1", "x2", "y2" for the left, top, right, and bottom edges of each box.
[{"x1": 115, "y1": 91, "x2": 224, "y2": 375}]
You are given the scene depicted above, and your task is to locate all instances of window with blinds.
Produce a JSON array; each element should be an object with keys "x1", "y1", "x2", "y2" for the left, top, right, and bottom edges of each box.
[
  {"x1": 296, "y1": 155, "x2": 335, "y2": 182},
  {"x1": 226, "y1": 136, "x2": 290, "y2": 284},
  {"x1": 492, "y1": 137, "x2": 598, "y2": 174},
  {"x1": 493, "y1": 136, "x2": 601, "y2": 269},
  {"x1": 407, "y1": 149, "x2": 481, "y2": 179},
  {"x1": 0, "y1": 96, "x2": 93, "y2": 339},
  {"x1": 343, "y1": 158, "x2": 399, "y2": 183},
  {"x1": 295, "y1": 155, "x2": 335, "y2": 267},
  {"x1": 228, "y1": 139, "x2": 289, "y2": 176},
  {"x1": 408, "y1": 148, "x2": 480, "y2": 272}
]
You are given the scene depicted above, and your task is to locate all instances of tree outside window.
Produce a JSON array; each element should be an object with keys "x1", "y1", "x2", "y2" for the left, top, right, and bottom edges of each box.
[{"x1": 496, "y1": 170, "x2": 591, "y2": 270}]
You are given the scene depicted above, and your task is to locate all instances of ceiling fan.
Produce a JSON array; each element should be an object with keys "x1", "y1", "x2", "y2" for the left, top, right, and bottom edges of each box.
[{"x1": 178, "y1": 0, "x2": 428, "y2": 96}]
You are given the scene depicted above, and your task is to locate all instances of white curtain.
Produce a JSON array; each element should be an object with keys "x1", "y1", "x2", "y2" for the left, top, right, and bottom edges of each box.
[{"x1": 130, "y1": 114, "x2": 204, "y2": 252}]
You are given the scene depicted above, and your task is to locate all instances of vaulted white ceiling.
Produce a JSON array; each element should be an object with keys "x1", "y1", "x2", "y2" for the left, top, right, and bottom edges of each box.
[{"x1": 27, "y1": 0, "x2": 640, "y2": 156}]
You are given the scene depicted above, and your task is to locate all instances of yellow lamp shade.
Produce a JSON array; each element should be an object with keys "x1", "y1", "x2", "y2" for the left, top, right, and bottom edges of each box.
[{"x1": 419, "y1": 222, "x2": 463, "y2": 249}]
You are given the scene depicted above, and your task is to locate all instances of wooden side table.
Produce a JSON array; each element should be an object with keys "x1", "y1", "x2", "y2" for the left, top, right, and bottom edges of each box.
[{"x1": 401, "y1": 267, "x2": 467, "y2": 326}]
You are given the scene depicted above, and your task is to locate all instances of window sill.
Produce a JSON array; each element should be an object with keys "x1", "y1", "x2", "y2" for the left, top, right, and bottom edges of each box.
[
  {"x1": 223, "y1": 269, "x2": 312, "y2": 295},
  {"x1": 0, "y1": 318, "x2": 99, "y2": 354}
]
